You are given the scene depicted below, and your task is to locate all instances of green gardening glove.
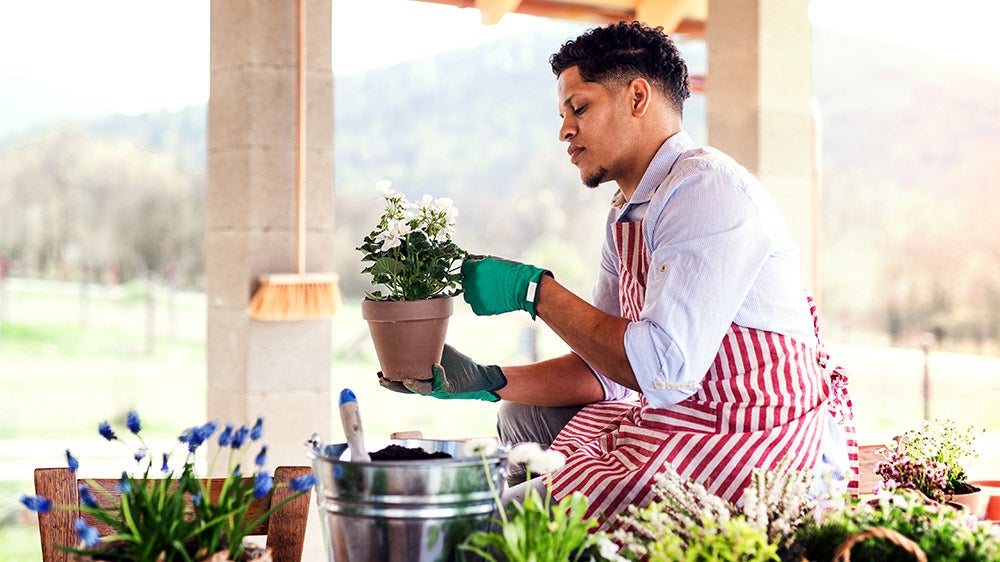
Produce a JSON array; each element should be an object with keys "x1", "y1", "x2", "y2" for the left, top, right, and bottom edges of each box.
[
  {"x1": 376, "y1": 345, "x2": 506, "y2": 402},
  {"x1": 461, "y1": 256, "x2": 551, "y2": 319}
]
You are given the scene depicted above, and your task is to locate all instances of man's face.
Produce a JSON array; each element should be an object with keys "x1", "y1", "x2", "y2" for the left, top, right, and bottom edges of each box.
[{"x1": 556, "y1": 66, "x2": 635, "y2": 188}]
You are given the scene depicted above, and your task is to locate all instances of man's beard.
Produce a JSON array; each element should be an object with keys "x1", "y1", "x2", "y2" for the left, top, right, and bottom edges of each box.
[{"x1": 583, "y1": 166, "x2": 609, "y2": 188}]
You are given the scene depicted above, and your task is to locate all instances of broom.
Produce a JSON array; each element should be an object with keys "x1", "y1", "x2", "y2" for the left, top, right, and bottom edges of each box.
[{"x1": 247, "y1": 0, "x2": 340, "y2": 321}]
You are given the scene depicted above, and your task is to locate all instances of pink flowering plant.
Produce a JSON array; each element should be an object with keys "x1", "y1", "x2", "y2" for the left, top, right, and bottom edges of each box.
[
  {"x1": 357, "y1": 181, "x2": 467, "y2": 301},
  {"x1": 20, "y1": 411, "x2": 316, "y2": 562},
  {"x1": 875, "y1": 416, "x2": 983, "y2": 501}
]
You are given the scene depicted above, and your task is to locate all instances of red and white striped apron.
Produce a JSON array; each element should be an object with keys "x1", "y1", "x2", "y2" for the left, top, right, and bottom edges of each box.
[{"x1": 548, "y1": 219, "x2": 859, "y2": 528}]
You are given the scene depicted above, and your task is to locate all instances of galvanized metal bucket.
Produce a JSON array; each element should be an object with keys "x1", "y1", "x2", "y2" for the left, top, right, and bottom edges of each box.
[{"x1": 307, "y1": 438, "x2": 507, "y2": 562}]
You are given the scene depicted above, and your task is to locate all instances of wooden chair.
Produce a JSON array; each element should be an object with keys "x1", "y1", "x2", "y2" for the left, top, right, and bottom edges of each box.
[{"x1": 33, "y1": 465, "x2": 312, "y2": 562}]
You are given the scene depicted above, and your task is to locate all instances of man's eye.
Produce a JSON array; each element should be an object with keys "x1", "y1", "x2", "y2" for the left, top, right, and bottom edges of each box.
[{"x1": 573, "y1": 105, "x2": 587, "y2": 115}]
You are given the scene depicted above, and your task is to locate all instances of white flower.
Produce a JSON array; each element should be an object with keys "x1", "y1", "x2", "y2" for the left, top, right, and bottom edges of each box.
[
  {"x1": 597, "y1": 537, "x2": 628, "y2": 561},
  {"x1": 374, "y1": 218, "x2": 412, "y2": 251},
  {"x1": 435, "y1": 196, "x2": 457, "y2": 217},
  {"x1": 462, "y1": 437, "x2": 499, "y2": 457},
  {"x1": 529, "y1": 449, "x2": 566, "y2": 475},
  {"x1": 507, "y1": 442, "x2": 566, "y2": 474},
  {"x1": 508, "y1": 442, "x2": 543, "y2": 466},
  {"x1": 375, "y1": 179, "x2": 395, "y2": 196}
]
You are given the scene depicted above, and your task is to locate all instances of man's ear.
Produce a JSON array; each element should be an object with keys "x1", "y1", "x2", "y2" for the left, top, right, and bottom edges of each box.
[{"x1": 628, "y1": 78, "x2": 652, "y2": 116}]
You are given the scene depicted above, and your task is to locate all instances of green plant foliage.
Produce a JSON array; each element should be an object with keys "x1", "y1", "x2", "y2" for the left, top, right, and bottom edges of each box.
[
  {"x1": 459, "y1": 442, "x2": 605, "y2": 562},
  {"x1": 794, "y1": 490, "x2": 1000, "y2": 562},
  {"x1": 641, "y1": 517, "x2": 779, "y2": 562}
]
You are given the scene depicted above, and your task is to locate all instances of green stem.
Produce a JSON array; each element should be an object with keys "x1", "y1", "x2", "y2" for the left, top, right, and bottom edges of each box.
[{"x1": 481, "y1": 452, "x2": 507, "y2": 525}]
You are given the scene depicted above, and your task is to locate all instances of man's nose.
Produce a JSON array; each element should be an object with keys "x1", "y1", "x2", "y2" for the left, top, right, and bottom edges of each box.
[{"x1": 559, "y1": 118, "x2": 575, "y2": 141}]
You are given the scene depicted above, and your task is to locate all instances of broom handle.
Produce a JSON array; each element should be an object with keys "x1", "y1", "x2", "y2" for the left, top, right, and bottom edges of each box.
[{"x1": 295, "y1": 0, "x2": 307, "y2": 274}]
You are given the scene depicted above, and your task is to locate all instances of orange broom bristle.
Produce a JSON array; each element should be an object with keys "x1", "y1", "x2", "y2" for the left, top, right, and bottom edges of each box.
[{"x1": 247, "y1": 273, "x2": 341, "y2": 321}]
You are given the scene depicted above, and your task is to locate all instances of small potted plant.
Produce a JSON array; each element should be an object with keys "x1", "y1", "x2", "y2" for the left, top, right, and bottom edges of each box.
[
  {"x1": 21, "y1": 411, "x2": 316, "y2": 561},
  {"x1": 875, "y1": 416, "x2": 987, "y2": 515},
  {"x1": 356, "y1": 181, "x2": 468, "y2": 381}
]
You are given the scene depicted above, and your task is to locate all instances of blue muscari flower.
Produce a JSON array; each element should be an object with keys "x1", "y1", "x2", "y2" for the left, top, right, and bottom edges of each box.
[
  {"x1": 191, "y1": 491, "x2": 203, "y2": 507},
  {"x1": 231, "y1": 425, "x2": 250, "y2": 449},
  {"x1": 98, "y1": 421, "x2": 117, "y2": 441},
  {"x1": 78, "y1": 484, "x2": 98, "y2": 509},
  {"x1": 75, "y1": 517, "x2": 101, "y2": 548},
  {"x1": 117, "y1": 472, "x2": 132, "y2": 494},
  {"x1": 180, "y1": 421, "x2": 218, "y2": 454},
  {"x1": 134, "y1": 446, "x2": 147, "y2": 463},
  {"x1": 253, "y1": 471, "x2": 273, "y2": 500},
  {"x1": 160, "y1": 453, "x2": 170, "y2": 473},
  {"x1": 126, "y1": 410, "x2": 141, "y2": 434},
  {"x1": 65, "y1": 449, "x2": 79, "y2": 473},
  {"x1": 289, "y1": 474, "x2": 317, "y2": 492},
  {"x1": 20, "y1": 495, "x2": 52, "y2": 513},
  {"x1": 217, "y1": 423, "x2": 234, "y2": 447},
  {"x1": 250, "y1": 416, "x2": 264, "y2": 441},
  {"x1": 198, "y1": 420, "x2": 219, "y2": 443},
  {"x1": 185, "y1": 432, "x2": 205, "y2": 453},
  {"x1": 255, "y1": 446, "x2": 268, "y2": 468}
]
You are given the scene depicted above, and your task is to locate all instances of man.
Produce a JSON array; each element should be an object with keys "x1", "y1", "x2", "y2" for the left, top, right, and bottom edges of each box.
[{"x1": 380, "y1": 21, "x2": 858, "y2": 526}]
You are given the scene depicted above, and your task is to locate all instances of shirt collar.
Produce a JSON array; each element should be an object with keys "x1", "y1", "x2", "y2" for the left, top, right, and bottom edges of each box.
[{"x1": 614, "y1": 130, "x2": 694, "y2": 213}]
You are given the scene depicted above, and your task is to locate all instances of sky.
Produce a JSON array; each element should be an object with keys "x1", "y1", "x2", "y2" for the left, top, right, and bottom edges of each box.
[{"x1": 0, "y1": 0, "x2": 997, "y2": 117}]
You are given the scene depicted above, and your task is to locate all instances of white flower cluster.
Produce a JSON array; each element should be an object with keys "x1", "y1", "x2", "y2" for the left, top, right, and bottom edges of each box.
[
  {"x1": 740, "y1": 456, "x2": 813, "y2": 542},
  {"x1": 612, "y1": 465, "x2": 730, "y2": 555},
  {"x1": 373, "y1": 180, "x2": 458, "y2": 253},
  {"x1": 613, "y1": 459, "x2": 816, "y2": 556}
]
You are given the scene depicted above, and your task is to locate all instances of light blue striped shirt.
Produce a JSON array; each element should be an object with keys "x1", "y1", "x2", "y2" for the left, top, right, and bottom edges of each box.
[
  {"x1": 589, "y1": 130, "x2": 848, "y2": 489},
  {"x1": 592, "y1": 130, "x2": 815, "y2": 403}
]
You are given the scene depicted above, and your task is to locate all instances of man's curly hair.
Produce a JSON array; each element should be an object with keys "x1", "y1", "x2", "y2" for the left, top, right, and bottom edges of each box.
[{"x1": 550, "y1": 21, "x2": 690, "y2": 113}]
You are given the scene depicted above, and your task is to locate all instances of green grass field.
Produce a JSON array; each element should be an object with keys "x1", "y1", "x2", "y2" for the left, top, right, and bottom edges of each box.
[{"x1": 1, "y1": 278, "x2": 998, "y2": 562}]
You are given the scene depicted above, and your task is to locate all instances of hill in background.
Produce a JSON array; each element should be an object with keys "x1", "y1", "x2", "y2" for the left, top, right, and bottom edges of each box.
[{"x1": 1, "y1": 27, "x2": 997, "y2": 347}]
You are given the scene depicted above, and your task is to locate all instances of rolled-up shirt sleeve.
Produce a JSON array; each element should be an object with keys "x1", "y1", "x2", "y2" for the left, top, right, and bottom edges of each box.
[{"x1": 622, "y1": 158, "x2": 775, "y2": 408}]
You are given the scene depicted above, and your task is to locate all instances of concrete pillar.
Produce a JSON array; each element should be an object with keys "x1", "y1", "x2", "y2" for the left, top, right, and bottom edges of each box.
[
  {"x1": 706, "y1": 0, "x2": 819, "y2": 293},
  {"x1": 208, "y1": 0, "x2": 334, "y2": 467}
]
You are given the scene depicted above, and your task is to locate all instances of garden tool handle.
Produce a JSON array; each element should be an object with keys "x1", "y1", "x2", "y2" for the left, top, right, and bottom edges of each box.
[{"x1": 339, "y1": 389, "x2": 370, "y2": 462}]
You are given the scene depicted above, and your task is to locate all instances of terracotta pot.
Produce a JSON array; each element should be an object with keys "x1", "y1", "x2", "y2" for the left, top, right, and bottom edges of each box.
[
  {"x1": 362, "y1": 297, "x2": 453, "y2": 382},
  {"x1": 948, "y1": 485, "x2": 988, "y2": 517},
  {"x1": 970, "y1": 480, "x2": 1000, "y2": 520}
]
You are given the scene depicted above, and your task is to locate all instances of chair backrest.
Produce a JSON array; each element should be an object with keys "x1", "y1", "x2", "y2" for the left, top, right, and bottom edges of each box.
[
  {"x1": 858, "y1": 444, "x2": 886, "y2": 495},
  {"x1": 34, "y1": 465, "x2": 312, "y2": 562}
]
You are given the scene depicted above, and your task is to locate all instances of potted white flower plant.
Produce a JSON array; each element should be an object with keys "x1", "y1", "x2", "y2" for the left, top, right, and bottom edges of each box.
[{"x1": 356, "y1": 181, "x2": 468, "y2": 381}]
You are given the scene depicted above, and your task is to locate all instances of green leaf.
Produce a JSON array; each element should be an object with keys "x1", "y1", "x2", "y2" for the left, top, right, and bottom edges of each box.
[{"x1": 371, "y1": 257, "x2": 407, "y2": 277}]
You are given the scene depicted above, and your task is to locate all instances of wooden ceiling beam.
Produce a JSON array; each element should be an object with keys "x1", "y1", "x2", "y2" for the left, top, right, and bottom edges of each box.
[
  {"x1": 475, "y1": 0, "x2": 524, "y2": 24},
  {"x1": 416, "y1": 0, "x2": 706, "y2": 34},
  {"x1": 636, "y1": 0, "x2": 705, "y2": 35}
]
